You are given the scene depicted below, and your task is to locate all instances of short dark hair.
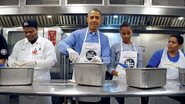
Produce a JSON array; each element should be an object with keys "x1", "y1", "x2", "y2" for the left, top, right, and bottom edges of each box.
[
  {"x1": 169, "y1": 34, "x2": 184, "y2": 45},
  {"x1": 120, "y1": 22, "x2": 132, "y2": 30},
  {"x1": 88, "y1": 8, "x2": 102, "y2": 17},
  {"x1": 22, "y1": 20, "x2": 38, "y2": 29}
]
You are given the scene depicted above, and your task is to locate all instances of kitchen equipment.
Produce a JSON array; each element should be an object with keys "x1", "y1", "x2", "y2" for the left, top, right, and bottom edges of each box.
[
  {"x1": 179, "y1": 68, "x2": 185, "y2": 85},
  {"x1": 72, "y1": 63, "x2": 106, "y2": 86},
  {"x1": 0, "y1": 68, "x2": 34, "y2": 85},
  {"x1": 125, "y1": 68, "x2": 167, "y2": 88}
]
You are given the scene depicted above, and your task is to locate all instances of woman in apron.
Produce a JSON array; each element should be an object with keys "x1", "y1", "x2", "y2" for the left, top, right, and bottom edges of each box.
[
  {"x1": 105, "y1": 22, "x2": 143, "y2": 104},
  {"x1": 147, "y1": 34, "x2": 185, "y2": 104}
]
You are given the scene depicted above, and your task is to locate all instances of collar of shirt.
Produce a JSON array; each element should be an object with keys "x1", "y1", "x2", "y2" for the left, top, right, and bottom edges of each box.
[
  {"x1": 88, "y1": 32, "x2": 98, "y2": 38},
  {"x1": 87, "y1": 29, "x2": 98, "y2": 35},
  {"x1": 23, "y1": 36, "x2": 42, "y2": 45},
  {"x1": 122, "y1": 42, "x2": 134, "y2": 51},
  {"x1": 167, "y1": 52, "x2": 179, "y2": 62}
]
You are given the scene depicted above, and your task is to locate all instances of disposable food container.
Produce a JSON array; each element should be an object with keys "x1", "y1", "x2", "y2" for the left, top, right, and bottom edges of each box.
[{"x1": 125, "y1": 68, "x2": 167, "y2": 88}]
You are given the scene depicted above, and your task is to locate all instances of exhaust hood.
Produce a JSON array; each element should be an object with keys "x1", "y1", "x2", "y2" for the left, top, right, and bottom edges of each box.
[
  {"x1": 0, "y1": 14, "x2": 185, "y2": 34},
  {"x1": 0, "y1": 0, "x2": 185, "y2": 33}
]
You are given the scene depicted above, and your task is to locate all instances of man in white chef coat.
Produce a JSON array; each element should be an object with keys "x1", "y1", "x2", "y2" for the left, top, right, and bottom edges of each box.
[{"x1": 8, "y1": 20, "x2": 57, "y2": 104}]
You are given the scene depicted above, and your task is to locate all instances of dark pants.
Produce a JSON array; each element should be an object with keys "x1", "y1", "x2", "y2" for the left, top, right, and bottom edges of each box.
[
  {"x1": 141, "y1": 97, "x2": 149, "y2": 104},
  {"x1": 101, "y1": 71, "x2": 113, "y2": 104},
  {"x1": 101, "y1": 97, "x2": 124, "y2": 104},
  {"x1": 101, "y1": 97, "x2": 149, "y2": 104},
  {"x1": 138, "y1": 96, "x2": 185, "y2": 104},
  {"x1": 170, "y1": 96, "x2": 185, "y2": 104},
  {"x1": 52, "y1": 96, "x2": 64, "y2": 104},
  {"x1": 72, "y1": 100, "x2": 101, "y2": 104},
  {"x1": 115, "y1": 97, "x2": 125, "y2": 104}
]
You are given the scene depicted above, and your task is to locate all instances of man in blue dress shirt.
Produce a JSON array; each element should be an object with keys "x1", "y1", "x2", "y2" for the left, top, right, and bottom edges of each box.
[
  {"x1": 57, "y1": 8, "x2": 110, "y2": 104},
  {"x1": 58, "y1": 9, "x2": 110, "y2": 64}
]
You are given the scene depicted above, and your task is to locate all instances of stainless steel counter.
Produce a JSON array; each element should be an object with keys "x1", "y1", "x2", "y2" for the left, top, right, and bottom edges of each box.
[{"x1": 0, "y1": 80, "x2": 184, "y2": 97}]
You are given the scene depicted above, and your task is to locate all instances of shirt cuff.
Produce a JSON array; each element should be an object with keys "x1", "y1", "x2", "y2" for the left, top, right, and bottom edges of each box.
[{"x1": 108, "y1": 67, "x2": 115, "y2": 74}]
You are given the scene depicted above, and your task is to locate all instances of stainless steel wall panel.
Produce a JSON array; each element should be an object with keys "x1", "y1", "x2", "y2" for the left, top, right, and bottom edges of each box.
[
  {"x1": 0, "y1": 0, "x2": 19, "y2": 6},
  {"x1": 26, "y1": 0, "x2": 60, "y2": 6},
  {"x1": 67, "y1": 0, "x2": 103, "y2": 4}
]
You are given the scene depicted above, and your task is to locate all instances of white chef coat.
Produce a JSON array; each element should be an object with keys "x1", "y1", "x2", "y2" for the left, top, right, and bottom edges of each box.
[{"x1": 8, "y1": 36, "x2": 57, "y2": 104}]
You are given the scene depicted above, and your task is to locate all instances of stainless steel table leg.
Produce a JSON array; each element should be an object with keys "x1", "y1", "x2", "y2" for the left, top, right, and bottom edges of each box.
[
  {"x1": 75, "y1": 97, "x2": 79, "y2": 104},
  {"x1": 141, "y1": 97, "x2": 149, "y2": 104}
]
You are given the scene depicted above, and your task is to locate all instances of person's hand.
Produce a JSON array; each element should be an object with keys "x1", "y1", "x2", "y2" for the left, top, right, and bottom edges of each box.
[
  {"x1": 67, "y1": 48, "x2": 80, "y2": 63},
  {"x1": 21, "y1": 61, "x2": 37, "y2": 68},
  {"x1": 111, "y1": 70, "x2": 119, "y2": 76},
  {"x1": 77, "y1": 58, "x2": 84, "y2": 63},
  {"x1": 91, "y1": 56, "x2": 102, "y2": 63},
  {"x1": 9, "y1": 61, "x2": 25, "y2": 67}
]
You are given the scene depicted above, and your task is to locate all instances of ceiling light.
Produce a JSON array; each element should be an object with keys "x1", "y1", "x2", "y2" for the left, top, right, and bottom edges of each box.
[
  {"x1": 178, "y1": 17, "x2": 184, "y2": 20},
  {"x1": 113, "y1": 15, "x2": 118, "y2": 19},
  {"x1": 47, "y1": 15, "x2": 52, "y2": 18}
]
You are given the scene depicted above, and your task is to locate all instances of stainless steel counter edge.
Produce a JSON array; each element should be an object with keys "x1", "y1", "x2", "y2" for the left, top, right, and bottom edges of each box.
[{"x1": 0, "y1": 80, "x2": 184, "y2": 97}]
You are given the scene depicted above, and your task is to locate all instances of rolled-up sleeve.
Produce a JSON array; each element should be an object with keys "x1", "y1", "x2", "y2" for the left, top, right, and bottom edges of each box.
[
  {"x1": 146, "y1": 50, "x2": 163, "y2": 67},
  {"x1": 57, "y1": 29, "x2": 111, "y2": 64},
  {"x1": 57, "y1": 33, "x2": 76, "y2": 55}
]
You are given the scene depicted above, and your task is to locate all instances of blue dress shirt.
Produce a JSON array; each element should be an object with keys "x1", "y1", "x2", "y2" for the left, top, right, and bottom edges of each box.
[
  {"x1": 57, "y1": 28, "x2": 110, "y2": 64},
  {"x1": 146, "y1": 49, "x2": 185, "y2": 67},
  {"x1": 108, "y1": 42, "x2": 143, "y2": 73}
]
